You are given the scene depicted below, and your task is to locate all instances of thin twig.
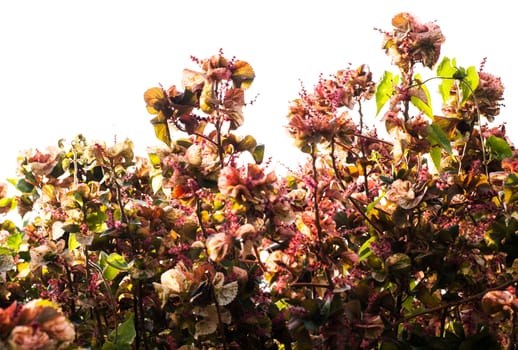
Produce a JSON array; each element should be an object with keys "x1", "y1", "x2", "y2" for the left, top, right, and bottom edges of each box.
[{"x1": 395, "y1": 276, "x2": 518, "y2": 326}]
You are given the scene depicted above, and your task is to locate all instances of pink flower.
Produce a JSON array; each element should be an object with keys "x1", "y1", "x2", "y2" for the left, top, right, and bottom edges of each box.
[
  {"x1": 481, "y1": 290, "x2": 514, "y2": 315},
  {"x1": 41, "y1": 315, "x2": 75, "y2": 343},
  {"x1": 9, "y1": 325, "x2": 55, "y2": 350},
  {"x1": 217, "y1": 166, "x2": 251, "y2": 199},
  {"x1": 158, "y1": 261, "x2": 192, "y2": 297},
  {"x1": 24, "y1": 147, "x2": 61, "y2": 177},
  {"x1": 385, "y1": 179, "x2": 415, "y2": 205},
  {"x1": 206, "y1": 232, "x2": 232, "y2": 262}
]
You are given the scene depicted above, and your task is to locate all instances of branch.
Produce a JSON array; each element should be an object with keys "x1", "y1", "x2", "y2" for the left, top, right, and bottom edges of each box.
[{"x1": 395, "y1": 276, "x2": 518, "y2": 326}]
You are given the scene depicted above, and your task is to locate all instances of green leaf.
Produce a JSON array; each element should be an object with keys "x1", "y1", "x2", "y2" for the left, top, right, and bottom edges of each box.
[
  {"x1": 409, "y1": 75, "x2": 433, "y2": 118},
  {"x1": 86, "y1": 209, "x2": 108, "y2": 233},
  {"x1": 426, "y1": 124, "x2": 452, "y2": 155},
  {"x1": 358, "y1": 236, "x2": 376, "y2": 261},
  {"x1": 106, "y1": 253, "x2": 129, "y2": 270},
  {"x1": 486, "y1": 135, "x2": 512, "y2": 160},
  {"x1": 410, "y1": 95, "x2": 433, "y2": 118},
  {"x1": 460, "y1": 66, "x2": 479, "y2": 104},
  {"x1": 504, "y1": 173, "x2": 518, "y2": 205},
  {"x1": 150, "y1": 114, "x2": 171, "y2": 147},
  {"x1": 430, "y1": 146, "x2": 442, "y2": 172},
  {"x1": 437, "y1": 57, "x2": 456, "y2": 103},
  {"x1": 0, "y1": 197, "x2": 14, "y2": 213},
  {"x1": 107, "y1": 314, "x2": 136, "y2": 345},
  {"x1": 237, "y1": 135, "x2": 257, "y2": 152},
  {"x1": 68, "y1": 233, "x2": 80, "y2": 251},
  {"x1": 100, "y1": 252, "x2": 129, "y2": 280},
  {"x1": 376, "y1": 71, "x2": 398, "y2": 115},
  {"x1": 252, "y1": 144, "x2": 265, "y2": 164},
  {"x1": 6, "y1": 232, "x2": 22, "y2": 251},
  {"x1": 16, "y1": 178, "x2": 34, "y2": 193},
  {"x1": 102, "y1": 342, "x2": 132, "y2": 350}
]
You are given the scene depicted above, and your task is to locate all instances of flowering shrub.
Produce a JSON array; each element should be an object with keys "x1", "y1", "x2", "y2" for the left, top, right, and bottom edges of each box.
[{"x1": 0, "y1": 12, "x2": 517, "y2": 349}]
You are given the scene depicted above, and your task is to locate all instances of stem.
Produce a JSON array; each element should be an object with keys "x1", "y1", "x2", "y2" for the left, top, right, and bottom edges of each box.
[
  {"x1": 195, "y1": 196, "x2": 209, "y2": 239},
  {"x1": 348, "y1": 196, "x2": 384, "y2": 236},
  {"x1": 310, "y1": 144, "x2": 335, "y2": 290},
  {"x1": 330, "y1": 140, "x2": 346, "y2": 192},
  {"x1": 215, "y1": 117, "x2": 225, "y2": 168},
  {"x1": 210, "y1": 282, "x2": 229, "y2": 350},
  {"x1": 64, "y1": 263, "x2": 76, "y2": 315},
  {"x1": 310, "y1": 144, "x2": 323, "y2": 243},
  {"x1": 252, "y1": 245, "x2": 267, "y2": 273},
  {"x1": 138, "y1": 281, "x2": 149, "y2": 350},
  {"x1": 173, "y1": 120, "x2": 219, "y2": 147},
  {"x1": 440, "y1": 308, "x2": 447, "y2": 336},
  {"x1": 351, "y1": 133, "x2": 393, "y2": 146},
  {"x1": 133, "y1": 289, "x2": 140, "y2": 349},
  {"x1": 357, "y1": 100, "x2": 371, "y2": 201},
  {"x1": 395, "y1": 276, "x2": 518, "y2": 327},
  {"x1": 291, "y1": 282, "x2": 330, "y2": 288},
  {"x1": 87, "y1": 260, "x2": 118, "y2": 340}
]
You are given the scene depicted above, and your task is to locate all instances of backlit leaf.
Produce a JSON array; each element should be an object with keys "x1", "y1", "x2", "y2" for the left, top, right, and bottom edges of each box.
[
  {"x1": 409, "y1": 75, "x2": 433, "y2": 118},
  {"x1": 429, "y1": 146, "x2": 442, "y2": 172},
  {"x1": 358, "y1": 236, "x2": 376, "y2": 261},
  {"x1": 200, "y1": 82, "x2": 218, "y2": 114},
  {"x1": 252, "y1": 144, "x2": 265, "y2": 164},
  {"x1": 144, "y1": 87, "x2": 165, "y2": 115},
  {"x1": 68, "y1": 233, "x2": 80, "y2": 251},
  {"x1": 437, "y1": 57, "x2": 456, "y2": 103},
  {"x1": 6, "y1": 232, "x2": 22, "y2": 251},
  {"x1": 486, "y1": 135, "x2": 512, "y2": 161},
  {"x1": 86, "y1": 209, "x2": 108, "y2": 233},
  {"x1": 376, "y1": 71, "x2": 398, "y2": 115},
  {"x1": 107, "y1": 314, "x2": 136, "y2": 345},
  {"x1": 106, "y1": 252, "x2": 129, "y2": 271},
  {"x1": 504, "y1": 173, "x2": 518, "y2": 204},
  {"x1": 460, "y1": 66, "x2": 479, "y2": 104},
  {"x1": 426, "y1": 123, "x2": 452, "y2": 155},
  {"x1": 232, "y1": 60, "x2": 255, "y2": 89},
  {"x1": 237, "y1": 135, "x2": 257, "y2": 152},
  {"x1": 150, "y1": 114, "x2": 171, "y2": 147}
]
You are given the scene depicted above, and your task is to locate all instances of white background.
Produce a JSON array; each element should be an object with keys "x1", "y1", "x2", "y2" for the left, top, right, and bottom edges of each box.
[{"x1": 1, "y1": 1, "x2": 515, "y2": 180}]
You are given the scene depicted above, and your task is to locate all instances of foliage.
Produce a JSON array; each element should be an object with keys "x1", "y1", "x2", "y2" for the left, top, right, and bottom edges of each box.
[{"x1": 0, "y1": 12, "x2": 516, "y2": 350}]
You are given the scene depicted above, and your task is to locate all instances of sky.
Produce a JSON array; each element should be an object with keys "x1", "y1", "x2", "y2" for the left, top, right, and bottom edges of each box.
[{"x1": 0, "y1": 1, "x2": 516, "y2": 182}]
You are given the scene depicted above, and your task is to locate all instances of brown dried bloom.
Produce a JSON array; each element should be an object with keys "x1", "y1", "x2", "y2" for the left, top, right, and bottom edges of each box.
[
  {"x1": 471, "y1": 72, "x2": 505, "y2": 121},
  {"x1": 385, "y1": 179, "x2": 415, "y2": 204},
  {"x1": 383, "y1": 12, "x2": 445, "y2": 70}
]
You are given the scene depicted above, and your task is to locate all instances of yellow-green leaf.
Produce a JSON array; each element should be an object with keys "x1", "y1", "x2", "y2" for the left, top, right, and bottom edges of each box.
[
  {"x1": 437, "y1": 57, "x2": 456, "y2": 104},
  {"x1": 150, "y1": 114, "x2": 171, "y2": 147},
  {"x1": 376, "y1": 71, "x2": 398, "y2": 115},
  {"x1": 200, "y1": 82, "x2": 218, "y2": 114},
  {"x1": 460, "y1": 66, "x2": 479, "y2": 104},
  {"x1": 426, "y1": 124, "x2": 452, "y2": 155},
  {"x1": 144, "y1": 87, "x2": 165, "y2": 115},
  {"x1": 232, "y1": 60, "x2": 255, "y2": 89}
]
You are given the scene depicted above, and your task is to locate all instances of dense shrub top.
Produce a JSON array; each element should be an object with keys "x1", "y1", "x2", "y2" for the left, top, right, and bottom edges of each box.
[{"x1": 0, "y1": 12, "x2": 516, "y2": 350}]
